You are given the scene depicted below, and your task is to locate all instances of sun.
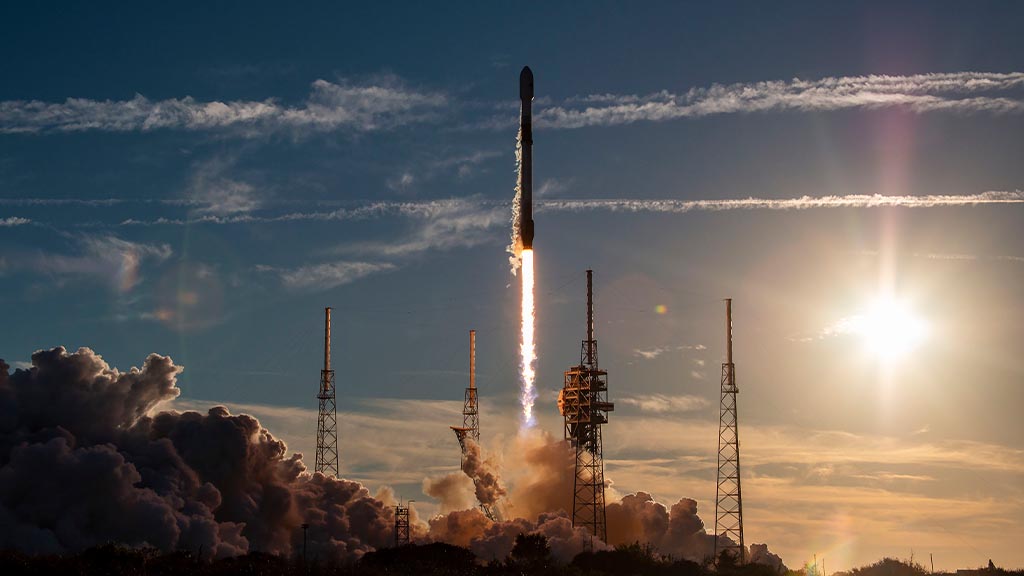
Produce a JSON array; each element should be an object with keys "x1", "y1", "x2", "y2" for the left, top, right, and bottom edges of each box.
[{"x1": 853, "y1": 297, "x2": 929, "y2": 361}]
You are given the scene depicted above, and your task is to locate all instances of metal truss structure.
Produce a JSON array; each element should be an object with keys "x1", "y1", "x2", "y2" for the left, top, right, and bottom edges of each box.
[
  {"x1": 394, "y1": 502, "x2": 410, "y2": 547},
  {"x1": 714, "y1": 298, "x2": 745, "y2": 564},
  {"x1": 315, "y1": 307, "x2": 339, "y2": 477},
  {"x1": 559, "y1": 270, "x2": 614, "y2": 546}
]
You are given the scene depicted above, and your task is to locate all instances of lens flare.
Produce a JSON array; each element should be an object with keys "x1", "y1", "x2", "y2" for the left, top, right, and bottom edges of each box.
[
  {"x1": 858, "y1": 297, "x2": 929, "y2": 361},
  {"x1": 520, "y1": 249, "x2": 537, "y2": 429}
]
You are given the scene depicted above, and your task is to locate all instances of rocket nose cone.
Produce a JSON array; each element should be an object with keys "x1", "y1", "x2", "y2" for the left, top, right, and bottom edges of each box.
[{"x1": 520, "y1": 66, "x2": 534, "y2": 100}]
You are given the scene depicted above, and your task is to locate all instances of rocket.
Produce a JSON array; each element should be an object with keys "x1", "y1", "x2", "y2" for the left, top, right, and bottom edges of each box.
[{"x1": 518, "y1": 66, "x2": 535, "y2": 250}]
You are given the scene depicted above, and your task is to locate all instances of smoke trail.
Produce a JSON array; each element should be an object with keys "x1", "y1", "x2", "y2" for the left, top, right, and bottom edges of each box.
[
  {"x1": 520, "y1": 249, "x2": 537, "y2": 429},
  {"x1": 508, "y1": 113, "x2": 524, "y2": 273}
]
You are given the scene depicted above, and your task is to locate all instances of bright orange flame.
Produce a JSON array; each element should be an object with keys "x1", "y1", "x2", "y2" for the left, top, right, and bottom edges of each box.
[{"x1": 520, "y1": 249, "x2": 537, "y2": 429}]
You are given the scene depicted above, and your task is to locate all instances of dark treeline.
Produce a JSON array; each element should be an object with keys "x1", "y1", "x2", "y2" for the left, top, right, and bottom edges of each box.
[{"x1": 1, "y1": 536, "x2": 1019, "y2": 576}]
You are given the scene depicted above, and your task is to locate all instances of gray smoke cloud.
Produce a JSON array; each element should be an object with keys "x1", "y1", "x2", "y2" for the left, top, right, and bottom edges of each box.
[
  {"x1": 461, "y1": 439, "x2": 507, "y2": 507},
  {"x1": 0, "y1": 347, "x2": 786, "y2": 568},
  {"x1": 0, "y1": 347, "x2": 393, "y2": 559},
  {"x1": 422, "y1": 432, "x2": 786, "y2": 568}
]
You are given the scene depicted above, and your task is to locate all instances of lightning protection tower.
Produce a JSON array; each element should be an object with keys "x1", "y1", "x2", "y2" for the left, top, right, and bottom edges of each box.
[
  {"x1": 450, "y1": 330, "x2": 480, "y2": 453},
  {"x1": 394, "y1": 501, "x2": 410, "y2": 547},
  {"x1": 559, "y1": 270, "x2": 614, "y2": 545},
  {"x1": 450, "y1": 330, "x2": 499, "y2": 521},
  {"x1": 315, "y1": 307, "x2": 340, "y2": 476},
  {"x1": 714, "y1": 298, "x2": 745, "y2": 563}
]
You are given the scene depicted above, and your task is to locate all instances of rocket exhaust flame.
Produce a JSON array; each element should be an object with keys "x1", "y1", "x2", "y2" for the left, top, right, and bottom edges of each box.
[{"x1": 520, "y1": 249, "x2": 537, "y2": 429}]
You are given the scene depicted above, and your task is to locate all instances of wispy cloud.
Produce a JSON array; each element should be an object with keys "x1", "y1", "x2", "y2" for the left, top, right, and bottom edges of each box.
[
  {"x1": 386, "y1": 172, "x2": 416, "y2": 192},
  {"x1": 0, "y1": 77, "x2": 446, "y2": 135},
  {"x1": 120, "y1": 197, "x2": 498, "y2": 227},
  {"x1": 186, "y1": 157, "x2": 260, "y2": 216},
  {"x1": 30, "y1": 235, "x2": 172, "y2": 292},
  {"x1": 385, "y1": 149, "x2": 502, "y2": 193},
  {"x1": 335, "y1": 197, "x2": 507, "y2": 258},
  {"x1": 539, "y1": 72, "x2": 1024, "y2": 129},
  {"x1": 257, "y1": 260, "x2": 396, "y2": 292},
  {"x1": 11, "y1": 190, "x2": 1020, "y2": 230},
  {"x1": 632, "y1": 346, "x2": 672, "y2": 360},
  {"x1": 0, "y1": 198, "x2": 194, "y2": 207},
  {"x1": 631, "y1": 344, "x2": 706, "y2": 360},
  {"x1": 0, "y1": 216, "x2": 30, "y2": 226},
  {"x1": 538, "y1": 190, "x2": 1024, "y2": 214},
  {"x1": 9, "y1": 71, "x2": 1021, "y2": 137},
  {"x1": 536, "y1": 178, "x2": 571, "y2": 197},
  {"x1": 911, "y1": 252, "x2": 1024, "y2": 264},
  {"x1": 433, "y1": 150, "x2": 502, "y2": 179},
  {"x1": 619, "y1": 393, "x2": 710, "y2": 413}
]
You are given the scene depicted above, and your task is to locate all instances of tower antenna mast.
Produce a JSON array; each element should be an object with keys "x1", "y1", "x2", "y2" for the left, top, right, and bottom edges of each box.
[
  {"x1": 315, "y1": 307, "x2": 340, "y2": 476},
  {"x1": 714, "y1": 299, "x2": 745, "y2": 563}
]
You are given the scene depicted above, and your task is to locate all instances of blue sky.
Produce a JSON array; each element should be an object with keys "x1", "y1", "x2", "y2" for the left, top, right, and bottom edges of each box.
[{"x1": 2, "y1": 2, "x2": 1023, "y2": 570}]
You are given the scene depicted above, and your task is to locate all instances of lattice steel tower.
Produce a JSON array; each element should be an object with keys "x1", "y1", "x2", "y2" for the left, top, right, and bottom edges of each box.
[
  {"x1": 714, "y1": 298, "x2": 745, "y2": 563},
  {"x1": 315, "y1": 307, "x2": 339, "y2": 476},
  {"x1": 451, "y1": 330, "x2": 480, "y2": 453},
  {"x1": 394, "y1": 501, "x2": 410, "y2": 547},
  {"x1": 450, "y1": 330, "x2": 499, "y2": 521},
  {"x1": 559, "y1": 270, "x2": 614, "y2": 544}
]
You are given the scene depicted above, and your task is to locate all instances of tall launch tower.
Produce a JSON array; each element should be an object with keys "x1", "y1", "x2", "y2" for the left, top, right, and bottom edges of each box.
[
  {"x1": 394, "y1": 501, "x2": 411, "y2": 547},
  {"x1": 315, "y1": 307, "x2": 340, "y2": 476},
  {"x1": 714, "y1": 298, "x2": 745, "y2": 563},
  {"x1": 451, "y1": 330, "x2": 480, "y2": 452},
  {"x1": 559, "y1": 270, "x2": 614, "y2": 544},
  {"x1": 450, "y1": 330, "x2": 499, "y2": 521}
]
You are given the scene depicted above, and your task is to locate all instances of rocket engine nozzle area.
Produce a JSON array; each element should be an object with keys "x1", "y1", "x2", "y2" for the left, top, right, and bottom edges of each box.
[{"x1": 520, "y1": 220, "x2": 534, "y2": 251}]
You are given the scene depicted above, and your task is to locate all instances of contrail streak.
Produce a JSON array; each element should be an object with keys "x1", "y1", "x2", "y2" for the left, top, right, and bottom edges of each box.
[{"x1": 537, "y1": 191, "x2": 1024, "y2": 213}]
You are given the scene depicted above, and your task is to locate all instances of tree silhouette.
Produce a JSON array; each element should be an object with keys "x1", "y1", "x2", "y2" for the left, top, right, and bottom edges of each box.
[{"x1": 510, "y1": 533, "x2": 552, "y2": 571}]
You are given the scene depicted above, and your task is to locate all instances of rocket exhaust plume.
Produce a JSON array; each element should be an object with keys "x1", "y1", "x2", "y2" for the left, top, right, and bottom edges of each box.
[
  {"x1": 514, "y1": 67, "x2": 537, "y2": 429},
  {"x1": 520, "y1": 249, "x2": 536, "y2": 428}
]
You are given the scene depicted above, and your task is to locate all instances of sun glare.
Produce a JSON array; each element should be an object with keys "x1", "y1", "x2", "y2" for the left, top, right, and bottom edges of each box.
[{"x1": 854, "y1": 297, "x2": 929, "y2": 361}]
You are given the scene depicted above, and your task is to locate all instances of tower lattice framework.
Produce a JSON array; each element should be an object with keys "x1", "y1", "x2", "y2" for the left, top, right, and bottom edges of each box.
[
  {"x1": 315, "y1": 307, "x2": 339, "y2": 477},
  {"x1": 450, "y1": 330, "x2": 498, "y2": 521},
  {"x1": 394, "y1": 502, "x2": 410, "y2": 546},
  {"x1": 559, "y1": 270, "x2": 614, "y2": 546},
  {"x1": 714, "y1": 298, "x2": 745, "y2": 563}
]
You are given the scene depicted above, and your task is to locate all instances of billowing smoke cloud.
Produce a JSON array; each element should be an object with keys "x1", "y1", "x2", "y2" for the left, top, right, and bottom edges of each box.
[
  {"x1": 0, "y1": 347, "x2": 786, "y2": 568},
  {"x1": 605, "y1": 492, "x2": 720, "y2": 562},
  {"x1": 750, "y1": 542, "x2": 787, "y2": 573},
  {"x1": 422, "y1": 471, "x2": 478, "y2": 514},
  {"x1": 461, "y1": 439, "x2": 507, "y2": 507},
  {"x1": 422, "y1": 431, "x2": 786, "y2": 568},
  {"x1": 0, "y1": 347, "x2": 393, "y2": 559},
  {"x1": 421, "y1": 432, "x2": 594, "y2": 561},
  {"x1": 426, "y1": 508, "x2": 607, "y2": 563}
]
